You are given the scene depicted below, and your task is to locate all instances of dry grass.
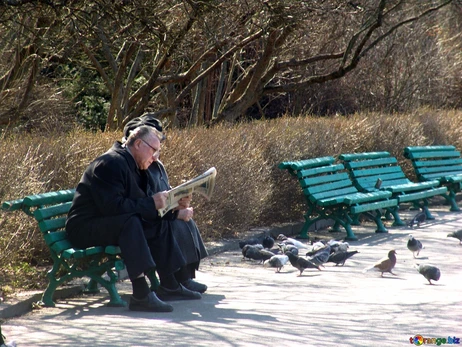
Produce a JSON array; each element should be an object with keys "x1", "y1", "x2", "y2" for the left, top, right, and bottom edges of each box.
[{"x1": 1, "y1": 108, "x2": 462, "y2": 292}]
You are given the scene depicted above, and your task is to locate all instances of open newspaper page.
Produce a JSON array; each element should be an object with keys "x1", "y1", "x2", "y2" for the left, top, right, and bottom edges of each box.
[{"x1": 158, "y1": 167, "x2": 217, "y2": 217}]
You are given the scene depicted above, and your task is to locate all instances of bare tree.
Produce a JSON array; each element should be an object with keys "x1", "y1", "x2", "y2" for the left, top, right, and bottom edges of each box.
[{"x1": 0, "y1": 0, "x2": 457, "y2": 129}]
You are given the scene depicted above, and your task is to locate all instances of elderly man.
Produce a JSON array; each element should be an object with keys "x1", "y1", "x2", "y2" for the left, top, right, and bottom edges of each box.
[
  {"x1": 122, "y1": 115, "x2": 209, "y2": 294},
  {"x1": 66, "y1": 125, "x2": 201, "y2": 313}
]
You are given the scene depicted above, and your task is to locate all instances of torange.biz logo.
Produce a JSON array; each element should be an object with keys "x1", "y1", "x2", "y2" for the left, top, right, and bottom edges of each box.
[{"x1": 410, "y1": 335, "x2": 460, "y2": 346}]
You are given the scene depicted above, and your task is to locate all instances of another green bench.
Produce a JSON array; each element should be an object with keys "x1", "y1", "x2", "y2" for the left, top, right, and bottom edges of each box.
[
  {"x1": 279, "y1": 156, "x2": 398, "y2": 241},
  {"x1": 404, "y1": 145, "x2": 462, "y2": 211},
  {"x1": 339, "y1": 152, "x2": 447, "y2": 225},
  {"x1": 1, "y1": 189, "x2": 159, "y2": 307}
]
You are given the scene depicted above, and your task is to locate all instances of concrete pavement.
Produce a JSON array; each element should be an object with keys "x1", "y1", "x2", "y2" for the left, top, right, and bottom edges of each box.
[{"x1": 1, "y1": 207, "x2": 462, "y2": 347}]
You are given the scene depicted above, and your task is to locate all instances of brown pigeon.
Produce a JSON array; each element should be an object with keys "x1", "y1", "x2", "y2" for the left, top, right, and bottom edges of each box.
[
  {"x1": 447, "y1": 229, "x2": 462, "y2": 245},
  {"x1": 414, "y1": 264, "x2": 441, "y2": 285},
  {"x1": 363, "y1": 250, "x2": 397, "y2": 277}
]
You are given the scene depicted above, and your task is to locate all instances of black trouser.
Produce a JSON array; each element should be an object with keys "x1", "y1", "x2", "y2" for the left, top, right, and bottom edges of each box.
[{"x1": 67, "y1": 214, "x2": 186, "y2": 281}]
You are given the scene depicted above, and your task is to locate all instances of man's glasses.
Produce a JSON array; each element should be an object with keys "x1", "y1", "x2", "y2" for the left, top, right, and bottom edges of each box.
[{"x1": 141, "y1": 139, "x2": 160, "y2": 157}]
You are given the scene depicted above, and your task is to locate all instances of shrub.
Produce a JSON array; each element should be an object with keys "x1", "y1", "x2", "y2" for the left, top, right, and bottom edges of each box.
[{"x1": 1, "y1": 108, "x2": 461, "y2": 291}]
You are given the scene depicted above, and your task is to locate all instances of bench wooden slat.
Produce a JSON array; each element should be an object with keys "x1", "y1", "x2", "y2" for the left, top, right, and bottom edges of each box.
[
  {"x1": 351, "y1": 198, "x2": 398, "y2": 214},
  {"x1": 38, "y1": 217, "x2": 66, "y2": 233},
  {"x1": 405, "y1": 150, "x2": 460, "y2": 160},
  {"x1": 43, "y1": 231, "x2": 68, "y2": 245},
  {"x1": 413, "y1": 158, "x2": 462, "y2": 168},
  {"x1": 1, "y1": 198, "x2": 24, "y2": 211},
  {"x1": 33, "y1": 202, "x2": 72, "y2": 221},
  {"x1": 404, "y1": 145, "x2": 456, "y2": 154},
  {"x1": 23, "y1": 190, "x2": 76, "y2": 207}
]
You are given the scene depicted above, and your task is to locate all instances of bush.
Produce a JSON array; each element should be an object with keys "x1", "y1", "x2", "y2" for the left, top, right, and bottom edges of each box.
[{"x1": 1, "y1": 108, "x2": 462, "y2": 292}]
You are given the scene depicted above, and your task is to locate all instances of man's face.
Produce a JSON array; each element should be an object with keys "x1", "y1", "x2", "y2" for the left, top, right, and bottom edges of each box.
[{"x1": 133, "y1": 134, "x2": 161, "y2": 170}]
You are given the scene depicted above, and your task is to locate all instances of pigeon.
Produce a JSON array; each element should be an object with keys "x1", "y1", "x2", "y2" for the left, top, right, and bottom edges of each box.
[
  {"x1": 278, "y1": 243, "x2": 299, "y2": 255},
  {"x1": 243, "y1": 247, "x2": 275, "y2": 264},
  {"x1": 407, "y1": 211, "x2": 426, "y2": 228},
  {"x1": 242, "y1": 244, "x2": 263, "y2": 260},
  {"x1": 307, "y1": 245, "x2": 331, "y2": 266},
  {"x1": 363, "y1": 250, "x2": 397, "y2": 277},
  {"x1": 327, "y1": 250, "x2": 359, "y2": 266},
  {"x1": 285, "y1": 251, "x2": 321, "y2": 276},
  {"x1": 447, "y1": 229, "x2": 462, "y2": 245},
  {"x1": 276, "y1": 234, "x2": 308, "y2": 249},
  {"x1": 407, "y1": 234, "x2": 424, "y2": 258},
  {"x1": 414, "y1": 264, "x2": 441, "y2": 285},
  {"x1": 305, "y1": 241, "x2": 328, "y2": 256},
  {"x1": 239, "y1": 235, "x2": 275, "y2": 249},
  {"x1": 327, "y1": 239, "x2": 350, "y2": 252},
  {"x1": 264, "y1": 254, "x2": 289, "y2": 272}
]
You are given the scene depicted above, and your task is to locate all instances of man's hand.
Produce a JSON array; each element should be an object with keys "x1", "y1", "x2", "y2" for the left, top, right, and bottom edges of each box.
[
  {"x1": 153, "y1": 191, "x2": 168, "y2": 210},
  {"x1": 177, "y1": 207, "x2": 194, "y2": 222},
  {"x1": 176, "y1": 195, "x2": 192, "y2": 209}
]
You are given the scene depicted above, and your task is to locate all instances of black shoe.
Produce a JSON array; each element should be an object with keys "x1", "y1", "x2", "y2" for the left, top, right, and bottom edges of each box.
[
  {"x1": 157, "y1": 284, "x2": 202, "y2": 301},
  {"x1": 129, "y1": 292, "x2": 174, "y2": 312},
  {"x1": 182, "y1": 279, "x2": 207, "y2": 294}
]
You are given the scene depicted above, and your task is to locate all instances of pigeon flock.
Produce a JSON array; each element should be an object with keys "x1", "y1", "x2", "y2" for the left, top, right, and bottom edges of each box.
[
  {"x1": 240, "y1": 233, "x2": 358, "y2": 275},
  {"x1": 238, "y1": 225, "x2": 462, "y2": 285}
]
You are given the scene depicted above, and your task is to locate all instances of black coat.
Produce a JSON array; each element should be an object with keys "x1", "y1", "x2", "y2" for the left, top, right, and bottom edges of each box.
[
  {"x1": 148, "y1": 161, "x2": 208, "y2": 266},
  {"x1": 66, "y1": 141, "x2": 185, "y2": 280}
]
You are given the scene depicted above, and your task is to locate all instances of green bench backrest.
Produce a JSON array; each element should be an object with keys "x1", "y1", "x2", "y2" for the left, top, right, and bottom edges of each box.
[
  {"x1": 339, "y1": 151, "x2": 410, "y2": 191},
  {"x1": 403, "y1": 146, "x2": 462, "y2": 180},
  {"x1": 279, "y1": 156, "x2": 360, "y2": 202}
]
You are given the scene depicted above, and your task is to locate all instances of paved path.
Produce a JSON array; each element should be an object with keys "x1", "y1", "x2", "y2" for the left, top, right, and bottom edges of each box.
[{"x1": 1, "y1": 208, "x2": 462, "y2": 347}]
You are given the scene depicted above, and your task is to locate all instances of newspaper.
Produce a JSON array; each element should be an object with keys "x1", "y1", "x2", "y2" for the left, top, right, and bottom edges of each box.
[{"x1": 158, "y1": 167, "x2": 217, "y2": 217}]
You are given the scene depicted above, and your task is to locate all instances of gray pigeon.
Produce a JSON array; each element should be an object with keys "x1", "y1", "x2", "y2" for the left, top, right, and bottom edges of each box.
[
  {"x1": 276, "y1": 234, "x2": 308, "y2": 249},
  {"x1": 327, "y1": 250, "x2": 359, "y2": 266},
  {"x1": 447, "y1": 229, "x2": 462, "y2": 245},
  {"x1": 264, "y1": 254, "x2": 289, "y2": 272},
  {"x1": 363, "y1": 250, "x2": 397, "y2": 277},
  {"x1": 239, "y1": 235, "x2": 275, "y2": 249},
  {"x1": 414, "y1": 264, "x2": 441, "y2": 285},
  {"x1": 278, "y1": 243, "x2": 299, "y2": 255},
  {"x1": 243, "y1": 246, "x2": 275, "y2": 264},
  {"x1": 285, "y1": 251, "x2": 321, "y2": 276},
  {"x1": 407, "y1": 211, "x2": 426, "y2": 228},
  {"x1": 242, "y1": 244, "x2": 263, "y2": 260},
  {"x1": 307, "y1": 245, "x2": 331, "y2": 266},
  {"x1": 407, "y1": 234, "x2": 424, "y2": 258}
]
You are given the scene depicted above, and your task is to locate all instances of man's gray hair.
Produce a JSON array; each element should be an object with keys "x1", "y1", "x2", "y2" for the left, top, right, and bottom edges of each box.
[{"x1": 126, "y1": 125, "x2": 161, "y2": 146}]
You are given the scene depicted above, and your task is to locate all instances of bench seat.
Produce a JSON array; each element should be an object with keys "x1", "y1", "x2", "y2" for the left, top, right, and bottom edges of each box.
[
  {"x1": 339, "y1": 152, "x2": 447, "y2": 225},
  {"x1": 279, "y1": 156, "x2": 398, "y2": 241},
  {"x1": 404, "y1": 145, "x2": 462, "y2": 211}
]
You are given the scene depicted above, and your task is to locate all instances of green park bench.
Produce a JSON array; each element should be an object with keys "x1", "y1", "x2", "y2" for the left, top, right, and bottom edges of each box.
[
  {"x1": 404, "y1": 145, "x2": 462, "y2": 211},
  {"x1": 279, "y1": 156, "x2": 398, "y2": 241},
  {"x1": 1, "y1": 189, "x2": 159, "y2": 307},
  {"x1": 339, "y1": 151, "x2": 447, "y2": 225}
]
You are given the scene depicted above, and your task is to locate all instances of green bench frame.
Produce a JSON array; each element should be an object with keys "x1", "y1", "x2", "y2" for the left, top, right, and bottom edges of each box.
[
  {"x1": 404, "y1": 145, "x2": 462, "y2": 211},
  {"x1": 279, "y1": 156, "x2": 398, "y2": 241},
  {"x1": 339, "y1": 151, "x2": 447, "y2": 225},
  {"x1": 1, "y1": 189, "x2": 159, "y2": 307}
]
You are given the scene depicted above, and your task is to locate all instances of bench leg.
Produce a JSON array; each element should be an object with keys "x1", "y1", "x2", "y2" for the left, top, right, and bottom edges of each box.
[
  {"x1": 445, "y1": 190, "x2": 460, "y2": 212},
  {"x1": 146, "y1": 268, "x2": 160, "y2": 292},
  {"x1": 84, "y1": 279, "x2": 101, "y2": 294},
  {"x1": 422, "y1": 205, "x2": 435, "y2": 220},
  {"x1": 373, "y1": 210, "x2": 388, "y2": 233},
  {"x1": 41, "y1": 275, "x2": 60, "y2": 307},
  {"x1": 343, "y1": 223, "x2": 358, "y2": 241},
  {"x1": 387, "y1": 207, "x2": 405, "y2": 227}
]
